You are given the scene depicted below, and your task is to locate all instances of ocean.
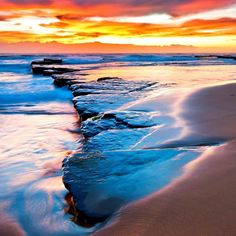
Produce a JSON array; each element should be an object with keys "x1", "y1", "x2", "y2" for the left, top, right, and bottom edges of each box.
[{"x1": 0, "y1": 54, "x2": 236, "y2": 235}]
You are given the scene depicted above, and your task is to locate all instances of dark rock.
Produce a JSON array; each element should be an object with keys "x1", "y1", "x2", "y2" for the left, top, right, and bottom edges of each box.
[
  {"x1": 195, "y1": 55, "x2": 236, "y2": 60},
  {"x1": 31, "y1": 58, "x2": 62, "y2": 66},
  {"x1": 31, "y1": 65, "x2": 78, "y2": 74},
  {"x1": 83, "y1": 127, "x2": 154, "y2": 152},
  {"x1": 62, "y1": 149, "x2": 198, "y2": 218},
  {"x1": 70, "y1": 80, "x2": 157, "y2": 96},
  {"x1": 72, "y1": 89, "x2": 122, "y2": 97},
  {"x1": 216, "y1": 55, "x2": 236, "y2": 60},
  {"x1": 97, "y1": 77, "x2": 122, "y2": 82},
  {"x1": 43, "y1": 58, "x2": 62, "y2": 64},
  {"x1": 42, "y1": 69, "x2": 62, "y2": 76},
  {"x1": 52, "y1": 74, "x2": 86, "y2": 87},
  {"x1": 29, "y1": 59, "x2": 179, "y2": 223},
  {"x1": 81, "y1": 111, "x2": 159, "y2": 138},
  {"x1": 73, "y1": 93, "x2": 134, "y2": 120},
  {"x1": 80, "y1": 116, "x2": 118, "y2": 138},
  {"x1": 70, "y1": 79, "x2": 158, "y2": 121}
]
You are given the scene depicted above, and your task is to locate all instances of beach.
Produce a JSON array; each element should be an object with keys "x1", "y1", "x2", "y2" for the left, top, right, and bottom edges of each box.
[
  {"x1": 94, "y1": 82, "x2": 236, "y2": 235},
  {"x1": 0, "y1": 54, "x2": 236, "y2": 235},
  {"x1": 1, "y1": 0, "x2": 236, "y2": 234}
]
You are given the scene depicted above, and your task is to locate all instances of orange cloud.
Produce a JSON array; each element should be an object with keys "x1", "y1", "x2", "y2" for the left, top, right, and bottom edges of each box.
[
  {"x1": 0, "y1": 0, "x2": 235, "y2": 52},
  {"x1": 0, "y1": 0, "x2": 235, "y2": 16}
]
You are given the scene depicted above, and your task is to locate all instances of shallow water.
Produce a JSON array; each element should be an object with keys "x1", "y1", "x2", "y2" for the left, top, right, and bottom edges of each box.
[
  {"x1": 0, "y1": 56, "x2": 92, "y2": 235},
  {"x1": 0, "y1": 54, "x2": 235, "y2": 235}
]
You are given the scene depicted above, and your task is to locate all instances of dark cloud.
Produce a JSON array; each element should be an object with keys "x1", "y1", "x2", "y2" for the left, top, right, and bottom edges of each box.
[
  {"x1": 40, "y1": 22, "x2": 70, "y2": 28},
  {"x1": 6, "y1": 0, "x2": 51, "y2": 4},
  {"x1": 0, "y1": 14, "x2": 20, "y2": 21},
  {"x1": 56, "y1": 14, "x2": 85, "y2": 21},
  {"x1": 73, "y1": 0, "x2": 235, "y2": 16},
  {"x1": 0, "y1": 16, "x2": 8, "y2": 21},
  {"x1": 2, "y1": 0, "x2": 235, "y2": 17}
]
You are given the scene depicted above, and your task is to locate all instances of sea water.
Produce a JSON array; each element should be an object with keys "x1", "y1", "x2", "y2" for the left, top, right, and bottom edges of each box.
[{"x1": 0, "y1": 54, "x2": 236, "y2": 235}]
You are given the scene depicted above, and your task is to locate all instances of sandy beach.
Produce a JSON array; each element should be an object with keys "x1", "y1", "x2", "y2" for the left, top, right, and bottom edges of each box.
[{"x1": 94, "y1": 82, "x2": 236, "y2": 235}]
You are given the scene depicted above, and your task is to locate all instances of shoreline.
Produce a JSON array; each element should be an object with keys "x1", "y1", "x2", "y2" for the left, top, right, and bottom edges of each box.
[
  {"x1": 1, "y1": 55, "x2": 236, "y2": 236},
  {"x1": 94, "y1": 82, "x2": 236, "y2": 235}
]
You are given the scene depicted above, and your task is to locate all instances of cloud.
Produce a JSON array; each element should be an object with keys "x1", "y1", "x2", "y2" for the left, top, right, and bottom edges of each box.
[
  {"x1": 1, "y1": 0, "x2": 235, "y2": 17},
  {"x1": 0, "y1": 0, "x2": 236, "y2": 49},
  {"x1": 6, "y1": 0, "x2": 51, "y2": 4},
  {"x1": 0, "y1": 15, "x2": 10, "y2": 21},
  {"x1": 72, "y1": 0, "x2": 236, "y2": 16}
]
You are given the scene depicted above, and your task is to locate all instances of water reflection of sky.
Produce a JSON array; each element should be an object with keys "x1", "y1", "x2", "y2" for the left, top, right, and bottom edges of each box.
[{"x1": 85, "y1": 64, "x2": 236, "y2": 88}]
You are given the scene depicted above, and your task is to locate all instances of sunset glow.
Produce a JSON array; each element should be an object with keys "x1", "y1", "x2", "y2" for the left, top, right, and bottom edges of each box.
[{"x1": 0, "y1": 0, "x2": 236, "y2": 53}]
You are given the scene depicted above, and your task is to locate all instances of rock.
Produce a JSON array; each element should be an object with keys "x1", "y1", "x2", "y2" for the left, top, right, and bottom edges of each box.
[
  {"x1": 72, "y1": 83, "x2": 123, "y2": 91},
  {"x1": 70, "y1": 79, "x2": 158, "y2": 120},
  {"x1": 216, "y1": 55, "x2": 236, "y2": 60},
  {"x1": 80, "y1": 116, "x2": 118, "y2": 138},
  {"x1": 195, "y1": 55, "x2": 236, "y2": 60},
  {"x1": 62, "y1": 149, "x2": 198, "y2": 219},
  {"x1": 30, "y1": 58, "x2": 81, "y2": 75},
  {"x1": 31, "y1": 58, "x2": 62, "y2": 65},
  {"x1": 72, "y1": 89, "x2": 122, "y2": 97},
  {"x1": 70, "y1": 80, "x2": 157, "y2": 99},
  {"x1": 97, "y1": 77, "x2": 122, "y2": 82},
  {"x1": 51, "y1": 72, "x2": 88, "y2": 86},
  {"x1": 43, "y1": 58, "x2": 63, "y2": 64},
  {"x1": 31, "y1": 65, "x2": 77, "y2": 74},
  {"x1": 73, "y1": 93, "x2": 134, "y2": 120},
  {"x1": 29, "y1": 58, "x2": 175, "y2": 223},
  {"x1": 52, "y1": 75, "x2": 86, "y2": 87},
  {"x1": 42, "y1": 69, "x2": 62, "y2": 76},
  {"x1": 83, "y1": 127, "x2": 154, "y2": 152},
  {"x1": 81, "y1": 111, "x2": 159, "y2": 138}
]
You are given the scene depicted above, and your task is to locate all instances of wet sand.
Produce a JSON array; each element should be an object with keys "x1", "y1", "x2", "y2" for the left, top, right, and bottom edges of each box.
[{"x1": 94, "y1": 82, "x2": 236, "y2": 235}]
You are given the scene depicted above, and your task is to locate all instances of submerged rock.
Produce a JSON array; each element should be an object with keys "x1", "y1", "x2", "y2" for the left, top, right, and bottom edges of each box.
[
  {"x1": 52, "y1": 75, "x2": 86, "y2": 87},
  {"x1": 30, "y1": 58, "x2": 81, "y2": 75},
  {"x1": 62, "y1": 149, "x2": 199, "y2": 219},
  {"x1": 73, "y1": 93, "x2": 135, "y2": 120},
  {"x1": 31, "y1": 58, "x2": 62, "y2": 66},
  {"x1": 71, "y1": 80, "x2": 156, "y2": 92},
  {"x1": 81, "y1": 111, "x2": 159, "y2": 138},
  {"x1": 97, "y1": 77, "x2": 122, "y2": 82},
  {"x1": 83, "y1": 127, "x2": 154, "y2": 152},
  {"x1": 42, "y1": 69, "x2": 62, "y2": 76},
  {"x1": 29, "y1": 59, "x2": 174, "y2": 223},
  {"x1": 195, "y1": 55, "x2": 236, "y2": 61},
  {"x1": 43, "y1": 58, "x2": 63, "y2": 64},
  {"x1": 31, "y1": 65, "x2": 78, "y2": 75},
  {"x1": 72, "y1": 89, "x2": 122, "y2": 96},
  {"x1": 69, "y1": 78, "x2": 158, "y2": 120}
]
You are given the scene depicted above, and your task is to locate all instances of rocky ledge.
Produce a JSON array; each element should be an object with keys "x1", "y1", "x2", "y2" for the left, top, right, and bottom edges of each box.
[
  {"x1": 31, "y1": 58, "x2": 80, "y2": 75},
  {"x1": 195, "y1": 54, "x2": 236, "y2": 60},
  {"x1": 31, "y1": 59, "x2": 198, "y2": 225}
]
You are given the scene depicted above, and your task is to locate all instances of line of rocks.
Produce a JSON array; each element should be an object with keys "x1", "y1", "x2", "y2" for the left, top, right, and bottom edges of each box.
[
  {"x1": 195, "y1": 55, "x2": 236, "y2": 60},
  {"x1": 31, "y1": 59, "x2": 198, "y2": 227}
]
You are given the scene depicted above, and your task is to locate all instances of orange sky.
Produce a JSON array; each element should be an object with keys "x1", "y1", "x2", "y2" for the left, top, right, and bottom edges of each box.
[{"x1": 0, "y1": 0, "x2": 236, "y2": 53}]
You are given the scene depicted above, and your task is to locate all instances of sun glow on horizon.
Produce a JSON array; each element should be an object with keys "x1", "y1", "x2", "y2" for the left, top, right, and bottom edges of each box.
[{"x1": 0, "y1": 0, "x2": 236, "y2": 52}]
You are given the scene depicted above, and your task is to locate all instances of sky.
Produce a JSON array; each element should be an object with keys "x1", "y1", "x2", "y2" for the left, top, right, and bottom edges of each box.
[{"x1": 0, "y1": 0, "x2": 236, "y2": 53}]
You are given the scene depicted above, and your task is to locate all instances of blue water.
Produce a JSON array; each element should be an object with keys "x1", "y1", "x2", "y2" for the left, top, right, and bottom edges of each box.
[
  {"x1": 0, "y1": 55, "x2": 88, "y2": 236},
  {"x1": 0, "y1": 54, "x2": 235, "y2": 235}
]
